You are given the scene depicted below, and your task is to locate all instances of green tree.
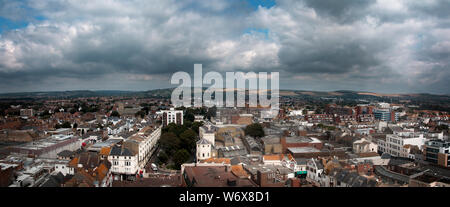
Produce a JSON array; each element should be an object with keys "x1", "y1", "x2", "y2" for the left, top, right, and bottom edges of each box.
[
  {"x1": 61, "y1": 122, "x2": 72, "y2": 128},
  {"x1": 164, "y1": 123, "x2": 187, "y2": 137},
  {"x1": 180, "y1": 129, "x2": 197, "y2": 153},
  {"x1": 111, "y1": 111, "x2": 120, "y2": 117},
  {"x1": 157, "y1": 151, "x2": 169, "y2": 165},
  {"x1": 135, "y1": 110, "x2": 146, "y2": 119},
  {"x1": 69, "y1": 108, "x2": 77, "y2": 114},
  {"x1": 173, "y1": 149, "x2": 190, "y2": 169},
  {"x1": 183, "y1": 120, "x2": 193, "y2": 128},
  {"x1": 184, "y1": 111, "x2": 195, "y2": 122},
  {"x1": 191, "y1": 121, "x2": 204, "y2": 134},
  {"x1": 245, "y1": 123, "x2": 265, "y2": 138},
  {"x1": 206, "y1": 106, "x2": 217, "y2": 120},
  {"x1": 159, "y1": 132, "x2": 180, "y2": 154}
]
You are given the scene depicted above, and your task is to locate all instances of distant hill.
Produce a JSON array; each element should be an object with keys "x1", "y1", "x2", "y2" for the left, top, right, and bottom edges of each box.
[
  {"x1": 0, "y1": 90, "x2": 135, "y2": 99},
  {"x1": 0, "y1": 88, "x2": 448, "y2": 104}
]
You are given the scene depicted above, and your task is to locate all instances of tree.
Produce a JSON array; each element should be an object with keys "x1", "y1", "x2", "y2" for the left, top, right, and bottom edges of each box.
[
  {"x1": 157, "y1": 151, "x2": 169, "y2": 165},
  {"x1": 302, "y1": 109, "x2": 308, "y2": 115},
  {"x1": 55, "y1": 121, "x2": 72, "y2": 129},
  {"x1": 180, "y1": 129, "x2": 197, "y2": 153},
  {"x1": 69, "y1": 108, "x2": 77, "y2": 114},
  {"x1": 135, "y1": 110, "x2": 146, "y2": 119},
  {"x1": 159, "y1": 132, "x2": 180, "y2": 154},
  {"x1": 183, "y1": 120, "x2": 192, "y2": 128},
  {"x1": 184, "y1": 111, "x2": 195, "y2": 122},
  {"x1": 206, "y1": 106, "x2": 217, "y2": 120},
  {"x1": 173, "y1": 149, "x2": 190, "y2": 169},
  {"x1": 245, "y1": 123, "x2": 265, "y2": 138},
  {"x1": 436, "y1": 125, "x2": 449, "y2": 131},
  {"x1": 164, "y1": 123, "x2": 187, "y2": 137},
  {"x1": 61, "y1": 122, "x2": 72, "y2": 128},
  {"x1": 191, "y1": 121, "x2": 204, "y2": 134},
  {"x1": 111, "y1": 111, "x2": 120, "y2": 117}
]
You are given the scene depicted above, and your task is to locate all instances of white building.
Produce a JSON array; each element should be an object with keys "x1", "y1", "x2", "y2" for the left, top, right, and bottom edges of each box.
[
  {"x1": 194, "y1": 115, "x2": 204, "y2": 122},
  {"x1": 108, "y1": 125, "x2": 162, "y2": 177},
  {"x1": 125, "y1": 125, "x2": 162, "y2": 169},
  {"x1": 306, "y1": 158, "x2": 326, "y2": 187},
  {"x1": 196, "y1": 139, "x2": 213, "y2": 161},
  {"x1": 378, "y1": 102, "x2": 390, "y2": 109},
  {"x1": 378, "y1": 133, "x2": 426, "y2": 158},
  {"x1": 20, "y1": 109, "x2": 34, "y2": 118},
  {"x1": 54, "y1": 161, "x2": 74, "y2": 176},
  {"x1": 108, "y1": 146, "x2": 138, "y2": 178},
  {"x1": 158, "y1": 108, "x2": 183, "y2": 126},
  {"x1": 288, "y1": 110, "x2": 304, "y2": 116},
  {"x1": 353, "y1": 138, "x2": 378, "y2": 153}
]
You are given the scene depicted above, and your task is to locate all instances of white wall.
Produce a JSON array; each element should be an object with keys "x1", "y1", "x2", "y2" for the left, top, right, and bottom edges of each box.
[{"x1": 197, "y1": 143, "x2": 212, "y2": 161}]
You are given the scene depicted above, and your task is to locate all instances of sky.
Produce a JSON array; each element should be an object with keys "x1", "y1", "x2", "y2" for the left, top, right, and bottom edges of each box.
[{"x1": 0, "y1": 0, "x2": 449, "y2": 94}]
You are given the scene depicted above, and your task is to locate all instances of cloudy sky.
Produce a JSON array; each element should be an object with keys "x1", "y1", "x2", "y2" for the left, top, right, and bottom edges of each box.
[{"x1": 0, "y1": 0, "x2": 449, "y2": 94}]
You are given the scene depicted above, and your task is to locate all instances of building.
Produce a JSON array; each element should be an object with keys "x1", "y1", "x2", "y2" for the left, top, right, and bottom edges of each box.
[
  {"x1": 243, "y1": 164, "x2": 294, "y2": 187},
  {"x1": 196, "y1": 139, "x2": 213, "y2": 161},
  {"x1": 306, "y1": 158, "x2": 325, "y2": 187},
  {"x1": 199, "y1": 125, "x2": 216, "y2": 146},
  {"x1": 306, "y1": 114, "x2": 334, "y2": 123},
  {"x1": 218, "y1": 145, "x2": 247, "y2": 158},
  {"x1": 378, "y1": 133, "x2": 426, "y2": 159},
  {"x1": 231, "y1": 114, "x2": 253, "y2": 125},
  {"x1": 108, "y1": 125, "x2": 161, "y2": 179},
  {"x1": 287, "y1": 147, "x2": 348, "y2": 159},
  {"x1": 357, "y1": 114, "x2": 375, "y2": 123},
  {"x1": 281, "y1": 136, "x2": 323, "y2": 153},
  {"x1": 66, "y1": 152, "x2": 112, "y2": 187},
  {"x1": 335, "y1": 115, "x2": 357, "y2": 124},
  {"x1": 182, "y1": 165, "x2": 257, "y2": 187},
  {"x1": 242, "y1": 136, "x2": 262, "y2": 155},
  {"x1": 373, "y1": 109, "x2": 395, "y2": 122},
  {"x1": 20, "y1": 109, "x2": 34, "y2": 118},
  {"x1": 261, "y1": 135, "x2": 283, "y2": 154},
  {"x1": 194, "y1": 115, "x2": 204, "y2": 122},
  {"x1": 424, "y1": 139, "x2": 450, "y2": 167},
  {"x1": 329, "y1": 168, "x2": 377, "y2": 187},
  {"x1": 353, "y1": 138, "x2": 378, "y2": 154},
  {"x1": 108, "y1": 145, "x2": 138, "y2": 180},
  {"x1": 159, "y1": 108, "x2": 183, "y2": 127},
  {"x1": 124, "y1": 125, "x2": 162, "y2": 169},
  {"x1": 355, "y1": 105, "x2": 373, "y2": 116},
  {"x1": 325, "y1": 105, "x2": 354, "y2": 116},
  {"x1": 9, "y1": 135, "x2": 81, "y2": 159}
]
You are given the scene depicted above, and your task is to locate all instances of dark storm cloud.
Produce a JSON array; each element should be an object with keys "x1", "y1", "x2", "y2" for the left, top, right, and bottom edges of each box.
[
  {"x1": 407, "y1": 0, "x2": 450, "y2": 19},
  {"x1": 279, "y1": 41, "x2": 383, "y2": 74},
  {"x1": 301, "y1": 0, "x2": 376, "y2": 23}
]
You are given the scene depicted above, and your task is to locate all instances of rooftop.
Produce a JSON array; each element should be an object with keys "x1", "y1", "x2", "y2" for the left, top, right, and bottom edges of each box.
[
  {"x1": 183, "y1": 166, "x2": 257, "y2": 187},
  {"x1": 288, "y1": 147, "x2": 321, "y2": 153}
]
